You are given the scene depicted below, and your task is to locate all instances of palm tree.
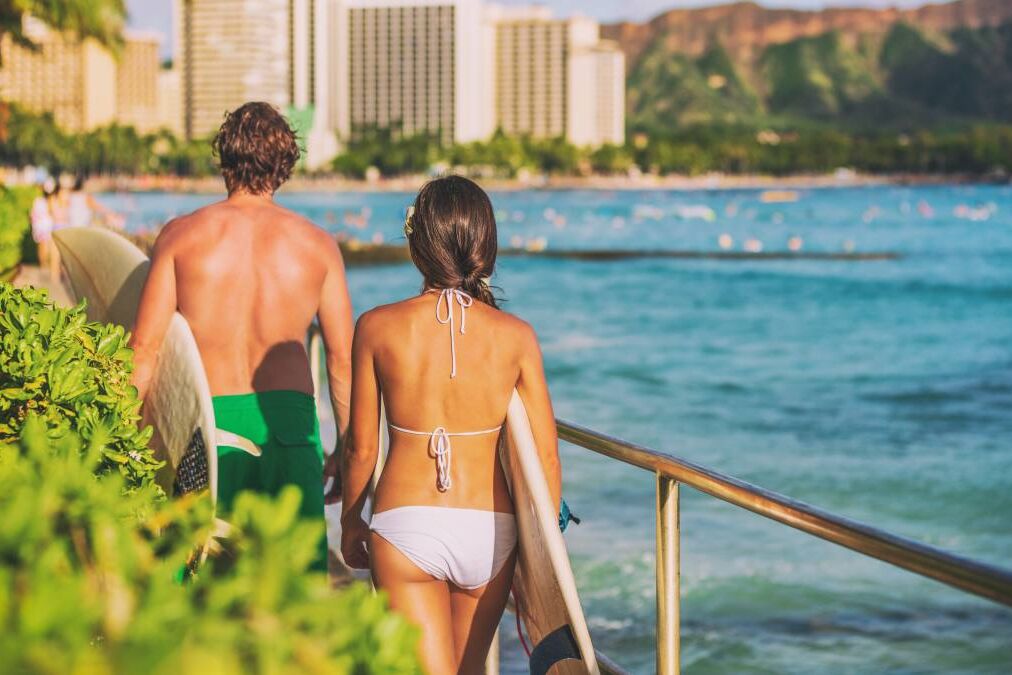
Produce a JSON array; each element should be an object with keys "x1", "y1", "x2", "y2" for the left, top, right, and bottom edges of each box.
[
  {"x1": 1, "y1": 0, "x2": 126, "y2": 59},
  {"x1": 0, "y1": 0, "x2": 127, "y2": 139}
]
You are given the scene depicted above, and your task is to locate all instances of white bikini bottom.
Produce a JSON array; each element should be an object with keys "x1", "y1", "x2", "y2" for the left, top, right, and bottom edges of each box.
[{"x1": 370, "y1": 506, "x2": 517, "y2": 589}]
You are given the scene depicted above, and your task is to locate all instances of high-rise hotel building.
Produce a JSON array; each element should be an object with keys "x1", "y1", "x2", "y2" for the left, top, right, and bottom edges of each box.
[
  {"x1": 170, "y1": 0, "x2": 623, "y2": 163},
  {"x1": 568, "y1": 40, "x2": 625, "y2": 147},
  {"x1": 492, "y1": 6, "x2": 624, "y2": 147},
  {"x1": 176, "y1": 0, "x2": 289, "y2": 139},
  {"x1": 332, "y1": 0, "x2": 494, "y2": 144},
  {"x1": 0, "y1": 18, "x2": 162, "y2": 133},
  {"x1": 330, "y1": 1, "x2": 621, "y2": 147},
  {"x1": 116, "y1": 32, "x2": 162, "y2": 133},
  {"x1": 176, "y1": 0, "x2": 337, "y2": 164}
]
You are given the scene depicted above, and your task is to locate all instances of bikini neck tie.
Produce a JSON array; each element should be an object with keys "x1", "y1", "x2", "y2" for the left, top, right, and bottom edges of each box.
[
  {"x1": 430, "y1": 427, "x2": 452, "y2": 491},
  {"x1": 432, "y1": 288, "x2": 473, "y2": 378}
]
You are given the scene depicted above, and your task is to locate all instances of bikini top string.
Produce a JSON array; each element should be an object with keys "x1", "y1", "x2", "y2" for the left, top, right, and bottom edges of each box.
[{"x1": 429, "y1": 287, "x2": 473, "y2": 378}]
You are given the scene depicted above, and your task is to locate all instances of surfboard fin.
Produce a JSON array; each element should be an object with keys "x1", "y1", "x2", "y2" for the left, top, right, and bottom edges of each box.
[
  {"x1": 529, "y1": 624, "x2": 581, "y2": 675},
  {"x1": 559, "y1": 498, "x2": 581, "y2": 532},
  {"x1": 217, "y1": 430, "x2": 262, "y2": 457}
]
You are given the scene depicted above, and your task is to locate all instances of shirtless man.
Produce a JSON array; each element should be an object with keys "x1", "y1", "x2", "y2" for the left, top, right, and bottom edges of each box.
[{"x1": 130, "y1": 102, "x2": 353, "y2": 571}]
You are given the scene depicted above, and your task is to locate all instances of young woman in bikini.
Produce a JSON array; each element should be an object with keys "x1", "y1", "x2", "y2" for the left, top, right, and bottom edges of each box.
[{"x1": 340, "y1": 176, "x2": 562, "y2": 674}]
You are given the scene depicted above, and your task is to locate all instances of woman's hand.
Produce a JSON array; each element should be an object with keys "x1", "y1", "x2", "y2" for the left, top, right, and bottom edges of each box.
[{"x1": 340, "y1": 517, "x2": 371, "y2": 569}]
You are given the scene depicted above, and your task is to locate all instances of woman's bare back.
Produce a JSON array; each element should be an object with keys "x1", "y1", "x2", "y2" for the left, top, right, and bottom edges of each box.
[{"x1": 360, "y1": 292, "x2": 535, "y2": 514}]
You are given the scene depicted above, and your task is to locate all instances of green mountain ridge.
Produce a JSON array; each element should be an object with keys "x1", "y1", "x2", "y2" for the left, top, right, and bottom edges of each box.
[{"x1": 627, "y1": 21, "x2": 1012, "y2": 133}]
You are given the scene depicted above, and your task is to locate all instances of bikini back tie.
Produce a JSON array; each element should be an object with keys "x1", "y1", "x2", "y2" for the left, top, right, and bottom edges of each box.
[
  {"x1": 430, "y1": 288, "x2": 472, "y2": 378},
  {"x1": 388, "y1": 424, "x2": 502, "y2": 491}
]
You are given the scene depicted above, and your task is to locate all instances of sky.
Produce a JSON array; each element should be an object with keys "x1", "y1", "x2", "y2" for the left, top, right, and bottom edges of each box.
[{"x1": 127, "y1": 0, "x2": 948, "y2": 58}]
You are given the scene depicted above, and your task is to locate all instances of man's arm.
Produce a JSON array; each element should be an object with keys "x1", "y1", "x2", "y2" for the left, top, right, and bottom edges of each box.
[
  {"x1": 129, "y1": 228, "x2": 179, "y2": 400},
  {"x1": 318, "y1": 238, "x2": 354, "y2": 438}
]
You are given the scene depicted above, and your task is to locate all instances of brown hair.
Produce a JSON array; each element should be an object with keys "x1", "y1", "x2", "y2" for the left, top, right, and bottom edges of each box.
[
  {"x1": 407, "y1": 176, "x2": 499, "y2": 307},
  {"x1": 212, "y1": 102, "x2": 300, "y2": 196}
]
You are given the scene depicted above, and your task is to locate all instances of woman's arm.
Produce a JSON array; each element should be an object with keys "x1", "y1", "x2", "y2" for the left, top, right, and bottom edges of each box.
[
  {"x1": 340, "y1": 313, "x2": 381, "y2": 569},
  {"x1": 516, "y1": 323, "x2": 562, "y2": 508}
]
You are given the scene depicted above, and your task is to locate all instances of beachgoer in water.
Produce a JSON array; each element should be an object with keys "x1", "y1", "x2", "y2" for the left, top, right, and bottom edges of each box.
[
  {"x1": 341, "y1": 176, "x2": 562, "y2": 674},
  {"x1": 130, "y1": 102, "x2": 354, "y2": 572}
]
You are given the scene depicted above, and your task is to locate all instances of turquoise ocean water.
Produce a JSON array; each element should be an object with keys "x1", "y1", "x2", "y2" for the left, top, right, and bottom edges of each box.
[{"x1": 105, "y1": 185, "x2": 1012, "y2": 673}]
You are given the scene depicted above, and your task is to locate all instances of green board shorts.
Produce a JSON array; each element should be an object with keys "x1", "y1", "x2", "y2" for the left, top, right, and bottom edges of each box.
[{"x1": 213, "y1": 390, "x2": 327, "y2": 572}]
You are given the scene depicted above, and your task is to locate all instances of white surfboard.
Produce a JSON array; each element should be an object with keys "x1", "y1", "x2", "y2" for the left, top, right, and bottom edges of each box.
[
  {"x1": 53, "y1": 227, "x2": 218, "y2": 499},
  {"x1": 502, "y1": 390, "x2": 599, "y2": 675}
]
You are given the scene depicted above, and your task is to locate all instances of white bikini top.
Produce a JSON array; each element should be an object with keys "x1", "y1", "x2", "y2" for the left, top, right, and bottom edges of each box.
[{"x1": 387, "y1": 288, "x2": 502, "y2": 492}]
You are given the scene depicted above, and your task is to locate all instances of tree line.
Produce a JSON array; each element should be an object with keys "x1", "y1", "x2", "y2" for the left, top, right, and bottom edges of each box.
[
  {"x1": 0, "y1": 105, "x2": 216, "y2": 178},
  {"x1": 3, "y1": 106, "x2": 1011, "y2": 179},
  {"x1": 333, "y1": 124, "x2": 1012, "y2": 178}
]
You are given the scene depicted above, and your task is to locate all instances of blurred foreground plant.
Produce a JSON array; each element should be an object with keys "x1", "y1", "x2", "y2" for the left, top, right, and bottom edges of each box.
[
  {"x1": 0, "y1": 283, "x2": 161, "y2": 490},
  {"x1": 0, "y1": 417, "x2": 421, "y2": 674},
  {"x1": 0, "y1": 283, "x2": 421, "y2": 673},
  {"x1": 0, "y1": 185, "x2": 37, "y2": 278}
]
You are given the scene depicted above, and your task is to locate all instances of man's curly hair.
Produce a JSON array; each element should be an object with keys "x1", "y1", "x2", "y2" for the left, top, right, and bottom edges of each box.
[{"x1": 212, "y1": 102, "x2": 300, "y2": 196}]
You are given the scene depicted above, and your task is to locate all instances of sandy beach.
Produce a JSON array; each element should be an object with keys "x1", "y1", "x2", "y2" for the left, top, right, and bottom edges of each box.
[{"x1": 82, "y1": 170, "x2": 1006, "y2": 195}]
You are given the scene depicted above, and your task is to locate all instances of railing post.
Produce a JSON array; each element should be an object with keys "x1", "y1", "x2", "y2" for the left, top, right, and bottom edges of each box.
[{"x1": 656, "y1": 475, "x2": 680, "y2": 675}]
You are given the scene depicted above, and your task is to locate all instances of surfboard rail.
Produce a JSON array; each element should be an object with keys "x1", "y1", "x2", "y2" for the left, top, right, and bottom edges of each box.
[{"x1": 54, "y1": 227, "x2": 218, "y2": 500}]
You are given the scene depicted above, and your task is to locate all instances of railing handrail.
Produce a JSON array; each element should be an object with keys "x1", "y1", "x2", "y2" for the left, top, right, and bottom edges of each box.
[{"x1": 556, "y1": 418, "x2": 1012, "y2": 608}]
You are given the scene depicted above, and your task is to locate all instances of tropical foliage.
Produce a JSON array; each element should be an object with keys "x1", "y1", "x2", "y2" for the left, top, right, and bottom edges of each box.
[
  {"x1": 5, "y1": 102, "x2": 1012, "y2": 178},
  {"x1": 0, "y1": 104, "x2": 217, "y2": 177},
  {"x1": 0, "y1": 0, "x2": 128, "y2": 139},
  {"x1": 0, "y1": 184, "x2": 36, "y2": 278},
  {"x1": 0, "y1": 283, "x2": 422, "y2": 672},
  {"x1": 0, "y1": 0, "x2": 126, "y2": 61},
  {"x1": 332, "y1": 127, "x2": 598, "y2": 178},
  {"x1": 632, "y1": 125, "x2": 1012, "y2": 176},
  {"x1": 0, "y1": 283, "x2": 161, "y2": 491},
  {"x1": 0, "y1": 418, "x2": 422, "y2": 674}
]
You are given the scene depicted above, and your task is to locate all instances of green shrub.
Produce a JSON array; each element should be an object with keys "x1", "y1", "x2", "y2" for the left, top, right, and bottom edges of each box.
[
  {"x1": 0, "y1": 185, "x2": 38, "y2": 278},
  {"x1": 0, "y1": 418, "x2": 422, "y2": 674},
  {"x1": 0, "y1": 283, "x2": 161, "y2": 491}
]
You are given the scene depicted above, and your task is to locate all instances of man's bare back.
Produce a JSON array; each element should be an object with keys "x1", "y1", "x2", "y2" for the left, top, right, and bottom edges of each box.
[{"x1": 131, "y1": 193, "x2": 354, "y2": 432}]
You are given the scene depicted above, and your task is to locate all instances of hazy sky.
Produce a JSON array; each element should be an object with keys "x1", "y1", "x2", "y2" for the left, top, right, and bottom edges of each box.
[{"x1": 127, "y1": 0, "x2": 948, "y2": 58}]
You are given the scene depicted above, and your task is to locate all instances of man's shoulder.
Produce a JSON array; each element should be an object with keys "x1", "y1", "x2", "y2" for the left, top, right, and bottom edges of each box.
[
  {"x1": 154, "y1": 210, "x2": 207, "y2": 253},
  {"x1": 273, "y1": 206, "x2": 338, "y2": 253}
]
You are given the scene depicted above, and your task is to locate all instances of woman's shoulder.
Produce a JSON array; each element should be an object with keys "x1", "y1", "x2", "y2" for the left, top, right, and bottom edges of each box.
[
  {"x1": 481, "y1": 305, "x2": 540, "y2": 351},
  {"x1": 355, "y1": 296, "x2": 423, "y2": 332}
]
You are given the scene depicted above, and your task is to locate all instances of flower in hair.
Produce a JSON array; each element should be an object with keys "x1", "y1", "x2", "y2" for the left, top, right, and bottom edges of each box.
[{"x1": 404, "y1": 206, "x2": 415, "y2": 236}]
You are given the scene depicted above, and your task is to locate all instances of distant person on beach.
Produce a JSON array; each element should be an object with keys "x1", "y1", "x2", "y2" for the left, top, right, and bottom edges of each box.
[
  {"x1": 30, "y1": 179, "x2": 59, "y2": 280},
  {"x1": 340, "y1": 176, "x2": 562, "y2": 673},
  {"x1": 66, "y1": 175, "x2": 121, "y2": 229},
  {"x1": 130, "y1": 102, "x2": 354, "y2": 572}
]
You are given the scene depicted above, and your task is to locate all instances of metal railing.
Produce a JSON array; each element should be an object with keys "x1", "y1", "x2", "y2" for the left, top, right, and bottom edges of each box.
[
  {"x1": 557, "y1": 419, "x2": 1012, "y2": 674},
  {"x1": 307, "y1": 327, "x2": 1012, "y2": 674}
]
